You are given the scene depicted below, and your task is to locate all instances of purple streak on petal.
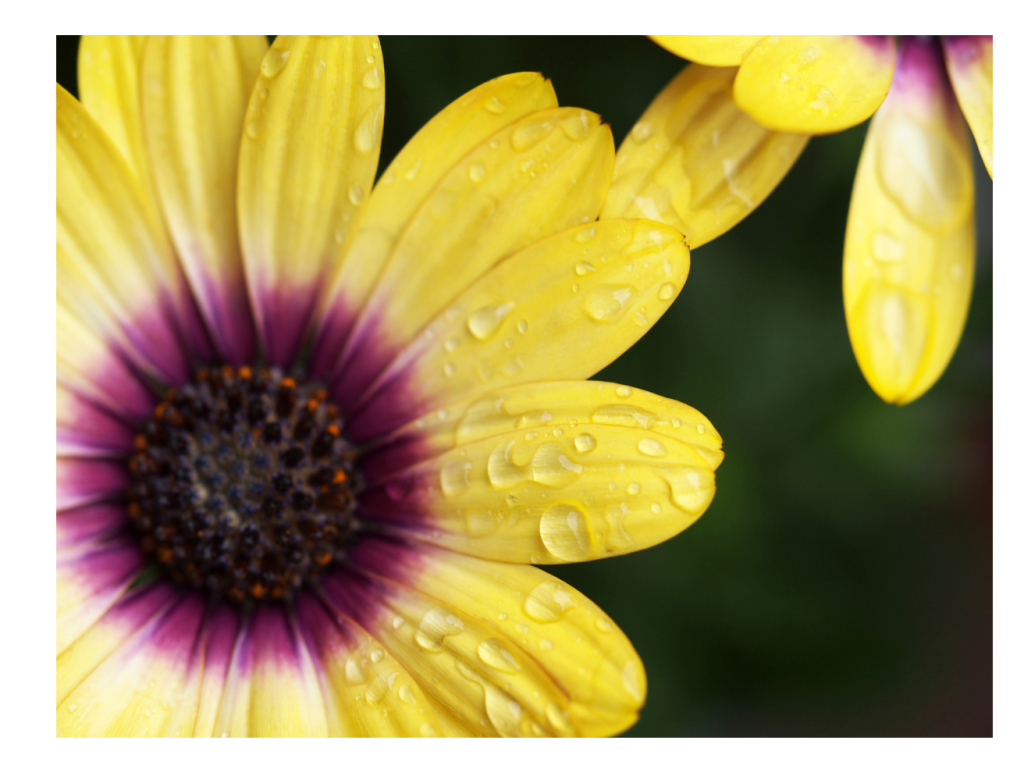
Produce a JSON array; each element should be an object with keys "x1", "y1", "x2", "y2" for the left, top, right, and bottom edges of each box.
[
  {"x1": 326, "y1": 316, "x2": 401, "y2": 417},
  {"x1": 250, "y1": 279, "x2": 322, "y2": 369},
  {"x1": 942, "y1": 35, "x2": 993, "y2": 67},
  {"x1": 318, "y1": 566, "x2": 390, "y2": 627},
  {"x1": 308, "y1": 297, "x2": 359, "y2": 382},
  {"x1": 58, "y1": 535, "x2": 144, "y2": 596},
  {"x1": 102, "y1": 581, "x2": 181, "y2": 633},
  {"x1": 57, "y1": 503, "x2": 129, "y2": 549},
  {"x1": 186, "y1": 265, "x2": 256, "y2": 367},
  {"x1": 358, "y1": 431, "x2": 438, "y2": 485},
  {"x1": 347, "y1": 533, "x2": 428, "y2": 588},
  {"x1": 249, "y1": 604, "x2": 304, "y2": 669},
  {"x1": 345, "y1": 363, "x2": 431, "y2": 444},
  {"x1": 57, "y1": 458, "x2": 129, "y2": 511},
  {"x1": 356, "y1": 472, "x2": 434, "y2": 529},
  {"x1": 892, "y1": 36, "x2": 953, "y2": 105},
  {"x1": 203, "y1": 604, "x2": 243, "y2": 681},
  {"x1": 294, "y1": 592, "x2": 357, "y2": 670},
  {"x1": 61, "y1": 345, "x2": 156, "y2": 425},
  {"x1": 57, "y1": 390, "x2": 136, "y2": 457},
  {"x1": 118, "y1": 297, "x2": 194, "y2": 386},
  {"x1": 856, "y1": 35, "x2": 896, "y2": 57}
]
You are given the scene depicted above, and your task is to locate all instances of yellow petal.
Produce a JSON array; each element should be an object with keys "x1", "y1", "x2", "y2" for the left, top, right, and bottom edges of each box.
[
  {"x1": 327, "y1": 106, "x2": 614, "y2": 407},
  {"x1": 295, "y1": 595, "x2": 450, "y2": 736},
  {"x1": 311, "y1": 71, "x2": 558, "y2": 377},
  {"x1": 327, "y1": 541, "x2": 647, "y2": 736},
  {"x1": 602, "y1": 64, "x2": 808, "y2": 249},
  {"x1": 77, "y1": 36, "x2": 152, "y2": 195},
  {"x1": 58, "y1": 594, "x2": 205, "y2": 737},
  {"x1": 360, "y1": 383, "x2": 720, "y2": 563},
  {"x1": 348, "y1": 220, "x2": 690, "y2": 442},
  {"x1": 58, "y1": 83, "x2": 210, "y2": 384},
  {"x1": 651, "y1": 35, "x2": 765, "y2": 66},
  {"x1": 844, "y1": 39, "x2": 975, "y2": 405},
  {"x1": 237, "y1": 35, "x2": 385, "y2": 366},
  {"x1": 943, "y1": 36, "x2": 993, "y2": 177},
  {"x1": 734, "y1": 35, "x2": 896, "y2": 134},
  {"x1": 141, "y1": 36, "x2": 267, "y2": 364}
]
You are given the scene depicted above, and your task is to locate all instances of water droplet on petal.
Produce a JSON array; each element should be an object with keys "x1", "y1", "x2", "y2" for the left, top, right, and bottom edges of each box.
[
  {"x1": 348, "y1": 184, "x2": 366, "y2": 206},
  {"x1": 468, "y1": 301, "x2": 515, "y2": 340},
  {"x1": 399, "y1": 685, "x2": 416, "y2": 705},
  {"x1": 511, "y1": 117, "x2": 554, "y2": 151},
  {"x1": 245, "y1": 120, "x2": 261, "y2": 139},
  {"x1": 415, "y1": 607, "x2": 466, "y2": 652},
  {"x1": 354, "y1": 105, "x2": 384, "y2": 155},
  {"x1": 405, "y1": 157, "x2": 423, "y2": 180},
  {"x1": 540, "y1": 503, "x2": 592, "y2": 561},
  {"x1": 468, "y1": 162, "x2": 487, "y2": 182},
  {"x1": 362, "y1": 68, "x2": 381, "y2": 89},
  {"x1": 260, "y1": 48, "x2": 290, "y2": 78},
  {"x1": 478, "y1": 638, "x2": 521, "y2": 673},
  {"x1": 631, "y1": 121, "x2": 654, "y2": 144},
  {"x1": 871, "y1": 230, "x2": 906, "y2": 262},
  {"x1": 596, "y1": 618, "x2": 613, "y2": 633},
  {"x1": 615, "y1": 386, "x2": 633, "y2": 398},
  {"x1": 575, "y1": 226, "x2": 596, "y2": 244},
  {"x1": 546, "y1": 703, "x2": 574, "y2": 735},
  {"x1": 621, "y1": 660, "x2": 643, "y2": 702},
  {"x1": 574, "y1": 433, "x2": 596, "y2": 452},
  {"x1": 561, "y1": 110, "x2": 592, "y2": 141},
  {"x1": 638, "y1": 438, "x2": 667, "y2": 457},
  {"x1": 626, "y1": 482, "x2": 641, "y2": 496},
  {"x1": 697, "y1": 423, "x2": 706, "y2": 434},
  {"x1": 392, "y1": 616, "x2": 405, "y2": 629},
  {"x1": 370, "y1": 648, "x2": 384, "y2": 663},
  {"x1": 575, "y1": 261, "x2": 596, "y2": 276},
  {"x1": 366, "y1": 670, "x2": 397, "y2": 705},
  {"x1": 658, "y1": 282, "x2": 677, "y2": 300},
  {"x1": 524, "y1": 580, "x2": 578, "y2": 622},
  {"x1": 583, "y1": 285, "x2": 637, "y2": 323},
  {"x1": 516, "y1": 320, "x2": 528, "y2": 334},
  {"x1": 484, "y1": 95, "x2": 507, "y2": 113},
  {"x1": 440, "y1": 460, "x2": 471, "y2": 496},
  {"x1": 345, "y1": 654, "x2": 368, "y2": 685}
]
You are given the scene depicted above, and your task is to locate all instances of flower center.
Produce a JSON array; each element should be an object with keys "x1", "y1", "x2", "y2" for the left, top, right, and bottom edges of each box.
[{"x1": 127, "y1": 366, "x2": 359, "y2": 604}]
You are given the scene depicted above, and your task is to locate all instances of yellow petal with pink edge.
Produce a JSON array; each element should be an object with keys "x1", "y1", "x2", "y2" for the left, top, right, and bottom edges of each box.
[
  {"x1": 360, "y1": 391, "x2": 719, "y2": 563},
  {"x1": 348, "y1": 220, "x2": 689, "y2": 442},
  {"x1": 237, "y1": 36, "x2": 385, "y2": 366},
  {"x1": 328, "y1": 538, "x2": 646, "y2": 736},
  {"x1": 327, "y1": 106, "x2": 614, "y2": 406},
  {"x1": 58, "y1": 84, "x2": 209, "y2": 384},
  {"x1": 734, "y1": 35, "x2": 895, "y2": 134},
  {"x1": 651, "y1": 35, "x2": 765, "y2": 66},
  {"x1": 844, "y1": 39, "x2": 975, "y2": 405},
  {"x1": 602, "y1": 64, "x2": 808, "y2": 249},
  {"x1": 312, "y1": 71, "x2": 558, "y2": 375},
  {"x1": 943, "y1": 36, "x2": 992, "y2": 177},
  {"x1": 141, "y1": 36, "x2": 267, "y2": 364},
  {"x1": 295, "y1": 594, "x2": 453, "y2": 736},
  {"x1": 58, "y1": 594, "x2": 206, "y2": 737}
]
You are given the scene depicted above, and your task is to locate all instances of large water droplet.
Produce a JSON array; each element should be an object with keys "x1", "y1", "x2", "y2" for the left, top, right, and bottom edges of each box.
[
  {"x1": 574, "y1": 433, "x2": 596, "y2": 453},
  {"x1": 488, "y1": 440, "x2": 525, "y2": 489},
  {"x1": 399, "y1": 685, "x2": 416, "y2": 705},
  {"x1": 345, "y1": 654, "x2": 368, "y2": 685},
  {"x1": 663, "y1": 466, "x2": 715, "y2": 513},
  {"x1": 658, "y1": 282, "x2": 677, "y2": 300},
  {"x1": 467, "y1": 301, "x2": 515, "y2": 340},
  {"x1": 440, "y1": 460, "x2": 471, "y2": 496},
  {"x1": 583, "y1": 285, "x2": 637, "y2": 323},
  {"x1": 260, "y1": 48, "x2": 290, "y2": 78},
  {"x1": 575, "y1": 261, "x2": 596, "y2": 276},
  {"x1": 530, "y1": 444, "x2": 583, "y2": 488},
  {"x1": 354, "y1": 105, "x2": 384, "y2": 155},
  {"x1": 561, "y1": 110, "x2": 592, "y2": 141},
  {"x1": 415, "y1": 607, "x2": 466, "y2": 652},
  {"x1": 366, "y1": 670, "x2": 397, "y2": 705},
  {"x1": 362, "y1": 68, "x2": 381, "y2": 89},
  {"x1": 637, "y1": 438, "x2": 667, "y2": 457},
  {"x1": 540, "y1": 503, "x2": 592, "y2": 561},
  {"x1": 478, "y1": 638, "x2": 521, "y2": 673},
  {"x1": 511, "y1": 118, "x2": 554, "y2": 151},
  {"x1": 524, "y1": 580, "x2": 578, "y2": 622}
]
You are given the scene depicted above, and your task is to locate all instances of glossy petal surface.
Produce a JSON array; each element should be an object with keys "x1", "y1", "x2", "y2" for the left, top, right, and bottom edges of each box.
[
  {"x1": 603, "y1": 64, "x2": 808, "y2": 249},
  {"x1": 237, "y1": 36, "x2": 385, "y2": 366},
  {"x1": 844, "y1": 39, "x2": 975, "y2": 404},
  {"x1": 142, "y1": 36, "x2": 267, "y2": 364},
  {"x1": 943, "y1": 36, "x2": 993, "y2": 177},
  {"x1": 651, "y1": 35, "x2": 765, "y2": 66},
  {"x1": 348, "y1": 220, "x2": 690, "y2": 441},
  {"x1": 734, "y1": 35, "x2": 896, "y2": 134}
]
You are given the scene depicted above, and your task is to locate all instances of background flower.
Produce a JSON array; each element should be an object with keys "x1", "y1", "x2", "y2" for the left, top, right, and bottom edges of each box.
[{"x1": 56, "y1": 36, "x2": 992, "y2": 737}]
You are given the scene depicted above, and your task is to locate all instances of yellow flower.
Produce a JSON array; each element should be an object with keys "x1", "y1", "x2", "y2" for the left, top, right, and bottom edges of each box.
[
  {"x1": 57, "y1": 35, "x2": 724, "y2": 736},
  {"x1": 621, "y1": 35, "x2": 991, "y2": 404}
]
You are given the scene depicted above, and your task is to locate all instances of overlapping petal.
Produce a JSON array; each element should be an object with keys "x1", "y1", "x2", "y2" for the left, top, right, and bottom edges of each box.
[
  {"x1": 237, "y1": 35, "x2": 385, "y2": 366},
  {"x1": 844, "y1": 38, "x2": 975, "y2": 405},
  {"x1": 325, "y1": 106, "x2": 614, "y2": 409},
  {"x1": 943, "y1": 35, "x2": 993, "y2": 177},
  {"x1": 734, "y1": 35, "x2": 896, "y2": 134},
  {"x1": 311, "y1": 72, "x2": 558, "y2": 379},
  {"x1": 141, "y1": 36, "x2": 267, "y2": 364},
  {"x1": 347, "y1": 219, "x2": 689, "y2": 442},
  {"x1": 57, "y1": 458, "x2": 129, "y2": 511},
  {"x1": 58, "y1": 84, "x2": 210, "y2": 384},
  {"x1": 651, "y1": 35, "x2": 765, "y2": 66},
  {"x1": 603, "y1": 64, "x2": 808, "y2": 249},
  {"x1": 323, "y1": 536, "x2": 646, "y2": 736},
  {"x1": 57, "y1": 382, "x2": 136, "y2": 457}
]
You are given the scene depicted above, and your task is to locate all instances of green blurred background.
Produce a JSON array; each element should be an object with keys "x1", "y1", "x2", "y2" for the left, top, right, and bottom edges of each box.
[{"x1": 56, "y1": 36, "x2": 992, "y2": 737}]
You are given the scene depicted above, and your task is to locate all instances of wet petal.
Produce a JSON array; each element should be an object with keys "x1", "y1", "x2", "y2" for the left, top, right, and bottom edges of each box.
[
  {"x1": 651, "y1": 35, "x2": 765, "y2": 66},
  {"x1": 295, "y1": 593, "x2": 450, "y2": 736},
  {"x1": 57, "y1": 458, "x2": 129, "y2": 511},
  {"x1": 311, "y1": 71, "x2": 558, "y2": 380},
  {"x1": 58, "y1": 83, "x2": 210, "y2": 385},
  {"x1": 57, "y1": 300, "x2": 156, "y2": 426},
  {"x1": 325, "y1": 106, "x2": 614, "y2": 408},
  {"x1": 359, "y1": 384, "x2": 720, "y2": 563},
  {"x1": 58, "y1": 582, "x2": 179, "y2": 707},
  {"x1": 57, "y1": 382, "x2": 136, "y2": 457},
  {"x1": 57, "y1": 535, "x2": 144, "y2": 653},
  {"x1": 141, "y1": 36, "x2": 267, "y2": 364},
  {"x1": 844, "y1": 38, "x2": 975, "y2": 405},
  {"x1": 734, "y1": 35, "x2": 896, "y2": 134},
  {"x1": 348, "y1": 220, "x2": 689, "y2": 442},
  {"x1": 602, "y1": 64, "x2": 808, "y2": 249},
  {"x1": 324, "y1": 536, "x2": 646, "y2": 736},
  {"x1": 58, "y1": 594, "x2": 206, "y2": 736},
  {"x1": 943, "y1": 36, "x2": 992, "y2": 177},
  {"x1": 237, "y1": 35, "x2": 384, "y2": 366},
  {"x1": 210, "y1": 606, "x2": 329, "y2": 736}
]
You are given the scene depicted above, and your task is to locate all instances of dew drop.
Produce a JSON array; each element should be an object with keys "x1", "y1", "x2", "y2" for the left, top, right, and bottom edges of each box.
[
  {"x1": 697, "y1": 423, "x2": 706, "y2": 434},
  {"x1": 478, "y1": 638, "x2": 521, "y2": 673},
  {"x1": 575, "y1": 261, "x2": 596, "y2": 276},
  {"x1": 575, "y1": 226, "x2": 596, "y2": 244},
  {"x1": 546, "y1": 703, "x2": 574, "y2": 735},
  {"x1": 516, "y1": 320, "x2": 528, "y2": 334},
  {"x1": 420, "y1": 722, "x2": 437, "y2": 737},
  {"x1": 392, "y1": 616, "x2": 405, "y2": 629},
  {"x1": 415, "y1": 607, "x2": 466, "y2": 652},
  {"x1": 498, "y1": 612, "x2": 509, "y2": 621},
  {"x1": 637, "y1": 438, "x2": 667, "y2": 457},
  {"x1": 616, "y1": 386, "x2": 633, "y2": 398},
  {"x1": 524, "y1": 580, "x2": 578, "y2": 622},
  {"x1": 444, "y1": 335, "x2": 460, "y2": 352},
  {"x1": 366, "y1": 670, "x2": 397, "y2": 705},
  {"x1": 540, "y1": 503, "x2": 592, "y2": 561},
  {"x1": 260, "y1": 48, "x2": 290, "y2": 78},
  {"x1": 484, "y1": 95, "x2": 507, "y2": 114},
  {"x1": 572, "y1": 283, "x2": 580, "y2": 293},
  {"x1": 345, "y1": 654, "x2": 368, "y2": 685},
  {"x1": 626, "y1": 482, "x2": 641, "y2": 496},
  {"x1": 399, "y1": 685, "x2": 416, "y2": 705},
  {"x1": 871, "y1": 230, "x2": 906, "y2": 262},
  {"x1": 511, "y1": 118, "x2": 553, "y2": 151},
  {"x1": 354, "y1": 105, "x2": 384, "y2": 155},
  {"x1": 651, "y1": 502, "x2": 662, "y2": 513},
  {"x1": 596, "y1": 618, "x2": 613, "y2": 633},
  {"x1": 370, "y1": 648, "x2": 384, "y2": 663},
  {"x1": 362, "y1": 68, "x2": 381, "y2": 89},
  {"x1": 574, "y1": 433, "x2": 596, "y2": 452},
  {"x1": 245, "y1": 120, "x2": 261, "y2": 139},
  {"x1": 658, "y1": 282, "x2": 677, "y2": 300},
  {"x1": 440, "y1": 460, "x2": 471, "y2": 496},
  {"x1": 348, "y1": 183, "x2": 366, "y2": 206},
  {"x1": 444, "y1": 362, "x2": 457, "y2": 377},
  {"x1": 561, "y1": 110, "x2": 592, "y2": 141},
  {"x1": 405, "y1": 157, "x2": 423, "y2": 181},
  {"x1": 468, "y1": 162, "x2": 487, "y2": 183},
  {"x1": 514, "y1": 622, "x2": 530, "y2": 635},
  {"x1": 631, "y1": 121, "x2": 654, "y2": 144},
  {"x1": 467, "y1": 301, "x2": 515, "y2": 340},
  {"x1": 583, "y1": 285, "x2": 637, "y2": 323}
]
